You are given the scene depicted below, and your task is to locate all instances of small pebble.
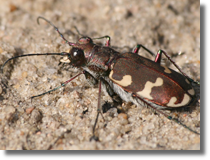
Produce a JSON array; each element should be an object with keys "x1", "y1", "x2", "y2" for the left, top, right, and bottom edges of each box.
[
  {"x1": 26, "y1": 107, "x2": 35, "y2": 114},
  {"x1": 0, "y1": 47, "x2": 3, "y2": 53},
  {"x1": 118, "y1": 113, "x2": 128, "y2": 125},
  {"x1": 118, "y1": 113, "x2": 128, "y2": 120},
  {"x1": 5, "y1": 106, "x2": 16, "y2": 116},
  {"x1": 29, "y1": 109, "x2": 42, "y2": 124}
]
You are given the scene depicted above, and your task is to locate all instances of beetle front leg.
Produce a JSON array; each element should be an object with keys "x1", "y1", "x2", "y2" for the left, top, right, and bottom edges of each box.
[{"x1": 31, "y1": 71, "x2": 84, "y2": 99}]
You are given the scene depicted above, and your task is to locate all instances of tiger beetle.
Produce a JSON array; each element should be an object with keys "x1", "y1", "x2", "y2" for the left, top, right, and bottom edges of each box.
[{"x1": 1, "y1": 17, "x2": 200, "y2": 139}]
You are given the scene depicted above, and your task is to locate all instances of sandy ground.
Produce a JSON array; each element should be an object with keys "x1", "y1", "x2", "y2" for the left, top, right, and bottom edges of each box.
[{"x1": 0, "y1": 0, "x2": 200, "y2": 150}]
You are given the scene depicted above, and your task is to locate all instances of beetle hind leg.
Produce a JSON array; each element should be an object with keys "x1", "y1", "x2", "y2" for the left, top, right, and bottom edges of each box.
[
  {"x1": 132, "y1": 45, "x2": 198, "y2": 82},
  {"x1": 157, "y1": 49, "x2": 193, "y2": 80},
  {"x1": 132, "y1": 93, "x2": 200, "y2": 135}
]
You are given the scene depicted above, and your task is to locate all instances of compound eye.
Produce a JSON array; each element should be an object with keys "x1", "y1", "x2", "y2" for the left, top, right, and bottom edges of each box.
[
  {"x1": 70, "y1": 48, "x2": 84, "y2": 61},
  {"x1": 69, "y1": 48, "x2": 86, "y2": 67}
]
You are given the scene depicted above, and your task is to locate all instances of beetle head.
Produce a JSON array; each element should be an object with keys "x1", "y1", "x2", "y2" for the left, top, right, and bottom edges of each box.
[{"x1": 67, "y1": 47, "x2": 86, "y2": 67}]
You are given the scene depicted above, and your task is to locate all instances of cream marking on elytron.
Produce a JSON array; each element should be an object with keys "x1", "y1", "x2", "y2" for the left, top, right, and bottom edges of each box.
[
  {"x1": 109, "y1": 70, "x2": 133, "y2": 87},
  {"x1": 185, "y1": 79, "x2": 195, "y2": 95},
  {"x1": 167, "y1": 94, "x2": 191, "y2": 107},
  {"x1": 161, "y1": 65, "x2": 172, "y2": 74},
  {"x1": 185, "y1": 79, "x2": 190, "y2": 84},
  {"x1": 136, "y1": 77, "x2": 164, "y2": 100},
  {"x1": 188, "y1": 88, "x2": 195, "y2": 95}
]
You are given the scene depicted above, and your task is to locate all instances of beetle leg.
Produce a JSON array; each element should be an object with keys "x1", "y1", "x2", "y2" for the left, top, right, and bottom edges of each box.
[
  {"x1": 31, "y1": 71, "x2": 85, "y2": 99},
  {"x1": 83, "y1": 71, "x2": 122, "y2": 140},
  {"x1": 132, "y1": 44, "x2": 161, "y2": 63},
  {"x1": 132, "y1": 44, "x2": 156, "y2": 57},
  {"x1": 157, "y1": 50, "x2": 192, "y2": 79},
  {"x1": 91, "y1": 77, "x2": 123, "y2": 140},
  {"x1": 100, "y1": 78, "x2": 122, "y2": 105},
  {"x1": 73, "y1": 26, "x2": 84, "y2": 37},
  {"x1": 92, "y1": 77, "x2": 106, "y2": 141},
  {"x1": 84, "y1": 70, "x2": 98, "y2": 86},
  {"x1": 93, "y1": 35, "x2": 111, "y2": 47},
  {"x1": 154, "y1": 49, "x2": 162, "y2": 64},
  {"x1": 84, "y1": 70, "x2": 123, "y2": 101},
  {"x1": 132, "y1": 44, "x2": 141, "y2": 54},
  {"x1": 133, "y1": 46, "x2": 195, "y2": 81},
  {"x1": 132, "y1": 93, "x2": 200, "y2": 135}
]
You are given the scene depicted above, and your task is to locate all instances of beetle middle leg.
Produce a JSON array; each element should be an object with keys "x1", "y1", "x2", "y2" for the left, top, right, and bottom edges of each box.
[
  {"x1": 132, "y1": 44, "x2": 156, "y2": 57},
  {"x1": 93, "y1": 35, "x2": 111, "y2": 47},
  {"x1": 84, "y1": 71, "x2": 122, "y2": 107},
  {"x1": 87, "y1": 75, "x2": 122, "y2": 141},
  {"x1": 132, "y1": 44, "x2": 163, "y2": 63}
]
